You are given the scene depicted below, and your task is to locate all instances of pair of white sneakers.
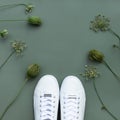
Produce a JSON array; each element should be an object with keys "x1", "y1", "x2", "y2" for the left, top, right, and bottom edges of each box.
[{"x1": 34, "y1": 75, "x2": 86, "y2": 120}]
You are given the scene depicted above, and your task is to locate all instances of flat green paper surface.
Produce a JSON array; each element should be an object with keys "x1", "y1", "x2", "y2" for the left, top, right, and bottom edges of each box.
[{"x1": 0, "y1": 0, "x2": 120, "y2": 120}]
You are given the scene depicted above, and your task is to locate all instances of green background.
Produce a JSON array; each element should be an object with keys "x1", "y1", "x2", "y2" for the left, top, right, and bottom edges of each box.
[{"x1": 0, "y1": 0, "x2": 120, "y2": 120}]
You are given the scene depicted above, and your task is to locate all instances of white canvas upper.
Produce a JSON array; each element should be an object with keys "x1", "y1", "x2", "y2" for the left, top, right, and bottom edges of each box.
[
  {"x1": 60, "y1": 76, "x2": 86, "y2": 120},
  {"x1": 34, "y1": 75, "x2": 59, "y2": 120}
]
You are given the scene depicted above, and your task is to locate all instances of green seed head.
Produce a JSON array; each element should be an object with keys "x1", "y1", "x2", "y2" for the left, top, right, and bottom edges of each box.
[
  {"x1": 27, "y1": 64, "x2": 40, "y2": 79},
  {"x1": 28, "y1": 16, "x2": 42, "y2": 26},
  {"x1": 88, "y1": 49, "x2": 104, "y2": 63}
]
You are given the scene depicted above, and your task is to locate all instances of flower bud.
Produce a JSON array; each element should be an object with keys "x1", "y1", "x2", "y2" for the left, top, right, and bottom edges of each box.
[
  {"x1": 27, "y1": 64, "x2": 40, "y2": 79},
  {"x1": 0, "y1": 29, "x2": 8, "y2": 38},
  {"x1": 88, "y1": 49, "x2": 104, "y2": 63},
  {"x1": 28, "y1": 16, "x2": 42, "y2": 26},
  {"x1": 25, "y1": 4, "x2": 34, "y2": 13}
]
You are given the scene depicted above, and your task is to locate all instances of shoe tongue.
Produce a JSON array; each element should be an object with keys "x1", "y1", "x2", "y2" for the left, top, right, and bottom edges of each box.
[
  {"x1": 44, "y1": 94, "x2": 52, "y2": 97},
  {"x1": 67, "y1": 95, "x2": 77, "y2": 99},
  {"x1": 64, "y1": 91, "x2": 80, "y2": 96}
]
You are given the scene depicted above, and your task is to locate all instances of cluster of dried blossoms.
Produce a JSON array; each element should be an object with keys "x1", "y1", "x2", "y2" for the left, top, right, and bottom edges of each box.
[
  {"x1": 80, "y1": 65, "x2": 99, "y2": 80},
  {"x1": 90, "y1": 15, "x2": 110, "y2": 32}
]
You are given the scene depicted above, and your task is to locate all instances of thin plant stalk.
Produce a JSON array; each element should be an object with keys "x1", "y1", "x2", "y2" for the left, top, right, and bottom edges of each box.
[
  {"x1": 0, "y1": 78, "x2": 29, "y2": 120},
  {"x1": 0, "y1": 50, "x2": 15, "y2": 70},
  {"x1": 0, "y1": 17, "x2": 41, "y2": 26},
  {"x1": 103, "y1": 60, "x2": 120, "y2": 81},
  {"x1": 0, "y1": 3, "x2": 28, "y2": 8},
  {"x1": 93, "y1": 79, "x2": 118, "y2": 120},
  {"x1": 0, "y1": 20, "x2": 26, "y2": 22},
  {"x1": 109, "y1": 29, "x2": 120, "y2": 48}
]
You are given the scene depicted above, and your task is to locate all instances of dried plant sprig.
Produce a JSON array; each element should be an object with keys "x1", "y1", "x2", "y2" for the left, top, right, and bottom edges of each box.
[
  {"x1": 0, "y1": 40, "x2": 26, "y2": 70},
  {"x1": 80, "y1": 65, "x2": 100, "y2": 80},
  {"x1": 0, "y1": 3, "x2": 34, "y2": 13},
  {"x1": 88, "y1": 49, "x2": 120, "y2": 81},
  {"x1": 90, "y1": 14, "x2": 120, "y2": 48},
  {"x1": 0, "y1": 29, "x2": 8, "y2": 38},
  {"x1": 0, "y1": 16, "x2": 42, "y2": 26},
  {"x1": 11, "y1": 40, "x2": 26, "y2": 55},
  {"x1": 90, "y1": 14, "x2": 110, "y2": 32},
  {"x1": 0, "y1": 64, "x2": 40, "y2": 120},
  {"x1": 80, "y1": 65, "x2": 118, "y2": 120}
]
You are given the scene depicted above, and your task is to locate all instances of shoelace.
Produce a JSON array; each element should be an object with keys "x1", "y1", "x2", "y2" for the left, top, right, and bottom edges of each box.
[
  {"x1": 39, "y1": 95, "x2": 56, "y2": 120},
  {"x1": 63, "y1": 96, "x2": 80, "y2": 120}
]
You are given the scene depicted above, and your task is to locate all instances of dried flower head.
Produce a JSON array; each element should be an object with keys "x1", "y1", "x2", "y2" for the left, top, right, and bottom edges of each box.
[
  {"x1": 28, "y1": 16, "x2": 42, "y2": 26},
  {"x1": 11, "y1": 40, "x2": 26, "y2": 55},
  {"x1": 80, "y1": 65, "x2": 100, "y2": 80},
  {"x1": 88, "y1": 49, "x2": 104, "y2": 63},
  {"x1": 25, "y1": 4, "x2": 34, "y2": 13},
  {"x1": 90, "y1": 15, "x2": 110, "y2": 32},
  {"x1": 27, "y1": 64, "x2": 40, "y2": 79},
  {"x1": 0, "y1": 29, "x2": 8, "y2": 38}
]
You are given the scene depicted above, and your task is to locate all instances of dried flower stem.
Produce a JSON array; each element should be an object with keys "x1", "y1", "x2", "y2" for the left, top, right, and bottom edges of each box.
[
  {"x1": 0, "y1": 20, "x2": 26, "y2": 22},
  {"x1": 0, "y1": 3, "x2": 27, "y2": 7},
  {"x1": 0, "y1": 77, "x2": 29, "y2": 120},
  {"x1": 109, "y1": 29, "x2": 120, "y2": 48},
  {"x1": 103, "y1": 60, "x2": 120, "y2": 81},
  {"x1": 0, "y1": 51, "x2": 15, "y2": 70},
  {"x1": 93, "y1": 79, "x2": 118, "y2": 120}
]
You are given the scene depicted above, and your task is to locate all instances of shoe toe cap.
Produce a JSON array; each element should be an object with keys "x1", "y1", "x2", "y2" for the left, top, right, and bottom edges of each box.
[
  {"x1": 61, "y1": 75, "x2": 85, "y2": 93},
  {"x1": 34, "y1": 75, "x2": 59, "y2": 94}
]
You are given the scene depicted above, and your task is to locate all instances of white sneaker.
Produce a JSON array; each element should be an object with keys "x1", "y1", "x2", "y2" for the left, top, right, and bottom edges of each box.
[
  {"x1": 33, "y1": 75, "x2": 59, "y2": 120},
  {"x1": 60, "y1": 76, "x2": 86, "y2": 120}
]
